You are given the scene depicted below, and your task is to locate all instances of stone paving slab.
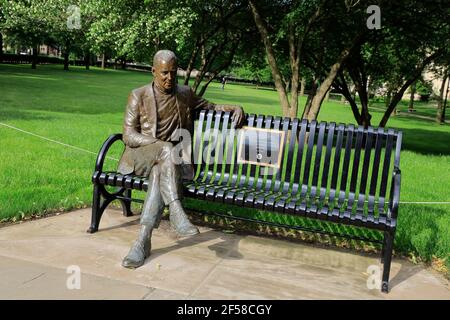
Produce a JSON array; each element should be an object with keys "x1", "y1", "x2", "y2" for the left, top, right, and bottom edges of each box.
[{"x1": 0, "y1": 208, "x2": 448, "y2": 300}]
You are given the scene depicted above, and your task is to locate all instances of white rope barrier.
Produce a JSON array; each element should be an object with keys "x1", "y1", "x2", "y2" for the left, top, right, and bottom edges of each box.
[
  {"x1": 0, "y1": 122, "x2": 119, "y2": 162},
  {"x1": 1, "y1": 122, "x2": 448, "y2": 205}
]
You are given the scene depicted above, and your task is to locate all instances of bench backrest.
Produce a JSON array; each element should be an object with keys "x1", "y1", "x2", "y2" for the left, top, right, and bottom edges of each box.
[{"x1": 192, "y1": 110, "x2": 402, "y2": 216}]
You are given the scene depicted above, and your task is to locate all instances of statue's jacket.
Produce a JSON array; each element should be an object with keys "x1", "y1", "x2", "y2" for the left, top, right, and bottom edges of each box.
[{"x1": 117, "y1": 82, "x2": 220, "y2": 180}]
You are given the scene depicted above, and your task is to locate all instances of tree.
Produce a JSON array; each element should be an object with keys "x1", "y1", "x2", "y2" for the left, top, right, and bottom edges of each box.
[
  {"x1": 179, "y1": 0, "x2": 250, "y2": 96},
  {"x1": 328, "y1": 0, "x2": 450, "y2": 127},
  {"x1": 1, "y1": 0, "x2": 53, "y2": 68},
  {"x1": 249, "y1": 0, "x2": 368, "y2": 119},
  {"x1": 86, "y1": 0, "x2": 196, "y2": 68},
  {"x1": 436, "y1": 68, "x2": 449, "y2": 124}
]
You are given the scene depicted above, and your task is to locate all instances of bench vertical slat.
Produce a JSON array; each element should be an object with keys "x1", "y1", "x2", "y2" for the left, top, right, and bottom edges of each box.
[
  {"x1": 281, "y1": 118, "x2": 296, "y2": 193},
  {"x1": 337, "y1": 125, "x2": 354, "y2": 212},
  {"x1": 263, "y1": 117, "x2": 290, "y2": 210},
  {"x1": 301, "y1": 121, "x2": 317, "y2": 198},
  {"x1": 346, "y1": 126, "x2": 364, "y2": 214},
  {"x1": 254, "y1": 116, "x2": 282, "y2": 209},
  {"x1": 357, "y1": 127, "x2": 374, "y2": 215},
  {"x1": 204, "y1": 113, "x2": 231, "y2": 201},
  {"x1": 388, "y1": 131, "x2": 402, "y2": 221},
  {"x1": 213, "y1": 112, "x2": 230, "y2": 184},
  {"x1": 246, "y1": 116, "x2": 264, "y2": 188},
  {"x1": 274, "y1": 117, "x2": 291, "y2": 193},
  {"x1": 291, "y1": 119, "x2": 308, "y2": 195},
  {"x1": 238, "y1": 115, "x2": 257, "y2": 188},
  {"x1": 307, "y1": 122, "x2": 327, "y2": 217},
  {"x1": 274, "y1": 118, "x2": 298, "y2": 212},
  {"x1": 310, "y1": 122, "x2": 327, "y2": 200},
  {"x1": 205, "y1": 111, "x2": 223, "y2": 184},
  {"x1": 223, "y1": 114, "x2": 256, "y2": 204},
  {"x1": 329, "y1": 124, "x2": 345, "y2": 202},
  {"x1": 262, "y1": 115, "x2": 278, "y2": 191},
  {"x1": 367, "y1": 128, "x2": 385, "y2": 214},
  {"x1": 221, "y1": 113, "x2": 236, "y2": 185},
  {"x1": 242, "y1": 115, "x2": 270, "y2": 206},
  {"x1": 378, "y1": 129, "x2": 395, "y2": 215},
  {"x1": 230, "y1": 115, "x2": 253, "y2": 187},
  {"x1": 212, "y1": 113, "x2": 241, "y2": 201},
  {"x1": 195, "y1": 110, "x2": 217, "y2": 197},
  {"x1": 198, "y1": 110, "x2": 215, "y2": 182},
  {"x1": 319, "y1": 122, "x2": 336, "y2": 209},
  {"x1": 193, "y1": 110, "x2": 207, "y2": 182},
  {"x1": 237, "y1": 115, "x2": 262, "y2": 206},
  {"x1": 328, "y1": 124, "x2": 345, "y2": 220},
  {"x1": 284, "y1": 119, "x2": 309, "y2": 215}
]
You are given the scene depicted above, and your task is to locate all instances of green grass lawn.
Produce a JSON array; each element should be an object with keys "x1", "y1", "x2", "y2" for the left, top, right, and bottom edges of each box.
[{"x1": 1, "y1": 64, "x2": 449, "y2": 274}]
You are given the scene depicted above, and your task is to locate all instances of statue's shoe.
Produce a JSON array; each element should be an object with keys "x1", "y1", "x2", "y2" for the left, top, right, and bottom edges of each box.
[
  {"x1": 172, "y1": 220, "x2": 200, "y2": 237},
  {"x1": 122, "y1": 240, "x2": 151, "y2": 269},
  {"x1": 169, "y1": 204, "x2": 200, "y2": 237}
]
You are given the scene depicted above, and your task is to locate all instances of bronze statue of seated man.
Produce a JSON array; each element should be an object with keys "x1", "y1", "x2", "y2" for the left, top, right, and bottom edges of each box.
[{"x1": 117, "y1": 50, "x2": 245, "y2": 268}]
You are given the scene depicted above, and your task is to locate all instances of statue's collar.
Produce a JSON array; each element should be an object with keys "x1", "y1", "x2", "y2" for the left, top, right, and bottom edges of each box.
[{"x1": 151, "y1": 81, "x2": 177, "y2": 97}]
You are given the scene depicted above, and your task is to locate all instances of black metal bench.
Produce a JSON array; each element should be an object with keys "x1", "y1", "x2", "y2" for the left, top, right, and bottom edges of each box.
[{"x1": 89, "y1": 110, "x2": 402, "y2": 293}]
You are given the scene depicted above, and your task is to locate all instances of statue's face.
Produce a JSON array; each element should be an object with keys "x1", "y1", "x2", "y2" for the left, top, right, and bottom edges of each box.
[{"x1": 152, "y1": 58, "x2": 177, "y2": 93}]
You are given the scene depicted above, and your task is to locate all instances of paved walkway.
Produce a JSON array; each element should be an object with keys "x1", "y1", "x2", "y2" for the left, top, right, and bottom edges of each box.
[{"x1": 0, "y1": 208, "x2": 448, "y2": 300}]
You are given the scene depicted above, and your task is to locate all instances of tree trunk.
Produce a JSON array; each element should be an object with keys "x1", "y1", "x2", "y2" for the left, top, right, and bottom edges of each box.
[
  {"x1": 300, "y1": 78, "x2": 306, "y2": 96},
  {"x1": 287, "y1": 22, "x2": 299, "y2": 119},
  {"x1": 436, "y1": 71, "x2": 449, "y2": 124},
  {"x1": 197, "y1": 39, "x2": 239, "y2": 97},
  {"x1": 101, "y1": 53, "x2": 105, "y2": 69},
  {"x1": 121, "y1": 59, "x2": 126, "y2": 70},
  {"x1": 385, "y1": 89, "x2": 392, "y2": 109},
  {"x1": 192, "y1": 40, "x2": 224, "y2": 94},
  {"x1": 31, "y1": 45, "x2": 38, "y2": 69},
  {"x1": 380, "y1": 50, "x2": 442, "y2": 127},
  {"x1": 306, "y1": 36, "x2": 362, "y2": 121},
  {"x1": 302, "y1": 78, "x2": 319, "y2": 119},
  {"x1": 84, "y1": 50, "x2": 90, "y2": 70},
  {"x1": 325, "y1": 89, "x2": 330, "y2": 102},
  {"x1": 334, "y1": 72, "x2": 363, "y2": 124},
  {"x1": 249, "y1": 0, "x2": 291, "y2": 116},
  {"x1": 408, "y1": 81, "x2": 416, "y2": 112},
  {"x1": 63, "y1": 51, "x2": 69, "y2": 71},
  {"x1": 0, "y1": 33, "x2": 3, "y2": 58},
  {"x1": 442, "y1": 80, "x2": 449, "y2": 123},
  {"x1": 184, "y1": 42, "x2": 200, "y2": 86}
]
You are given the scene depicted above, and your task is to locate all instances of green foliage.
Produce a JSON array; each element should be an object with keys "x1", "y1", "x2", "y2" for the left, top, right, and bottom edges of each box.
[
  {"x1": 230, "y1": 61, "x2": 273, "y2": 83},
  {"x1": 85, "y1": 0, "x2": 197, "y2": 62},
  {"x1": 415, "y1": 79, "x2": 434, "y2": 100}
]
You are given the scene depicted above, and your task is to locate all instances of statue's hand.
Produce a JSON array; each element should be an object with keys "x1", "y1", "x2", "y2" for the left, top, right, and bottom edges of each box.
[{"x1": 232, "y1": 106, "x2": 245, "y2": 128}]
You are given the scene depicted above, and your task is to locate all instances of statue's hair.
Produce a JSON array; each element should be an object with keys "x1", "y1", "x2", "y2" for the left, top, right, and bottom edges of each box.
[{"x1": 153, "y1": 50, "x2": 177, "y2": 67}]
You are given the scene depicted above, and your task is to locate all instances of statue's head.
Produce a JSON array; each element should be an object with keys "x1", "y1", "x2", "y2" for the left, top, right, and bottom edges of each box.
[{"x1": 152, "y1": 50, "x2": 178, "y2": 94}]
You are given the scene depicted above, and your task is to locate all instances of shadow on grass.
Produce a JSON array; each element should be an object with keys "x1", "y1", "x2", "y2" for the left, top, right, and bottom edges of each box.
[
  {"x1": 397, "y1": 127, "x2": 450, "y2": 155},
  {"x1": 0, "y1": 108, "x2": 57, "y2": 122}
]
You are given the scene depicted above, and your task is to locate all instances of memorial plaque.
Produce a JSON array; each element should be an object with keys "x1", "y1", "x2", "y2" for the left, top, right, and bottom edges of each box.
[{"x1": 237, "y1": 127, "x2": 285, "y2": 168}]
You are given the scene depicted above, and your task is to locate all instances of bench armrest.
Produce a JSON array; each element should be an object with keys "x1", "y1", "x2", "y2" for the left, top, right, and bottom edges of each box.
[
  {"x1": 388, "y1": 167, "x2": 401, "y2": 221},
  {"x1": 95, "y1": 133, "x2": 123, "y2": 172}
]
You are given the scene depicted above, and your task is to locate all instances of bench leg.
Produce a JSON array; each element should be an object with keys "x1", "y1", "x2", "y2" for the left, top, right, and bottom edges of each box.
[
  {"x1": 87, "y1": 184, "x2": 114, "y2": 233},
  {"x1": 87, "y1": 184, "x2": 102, "y2": 233},
  {"x1": 120, "y1": 189, "x2": 133, "y2": 217},
  {"x1": 381, "y1": 231, "x2": 394, "y2": 293},
  {"x1": 380, "y1": 231, "x2": 387, "y2": 264}
]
